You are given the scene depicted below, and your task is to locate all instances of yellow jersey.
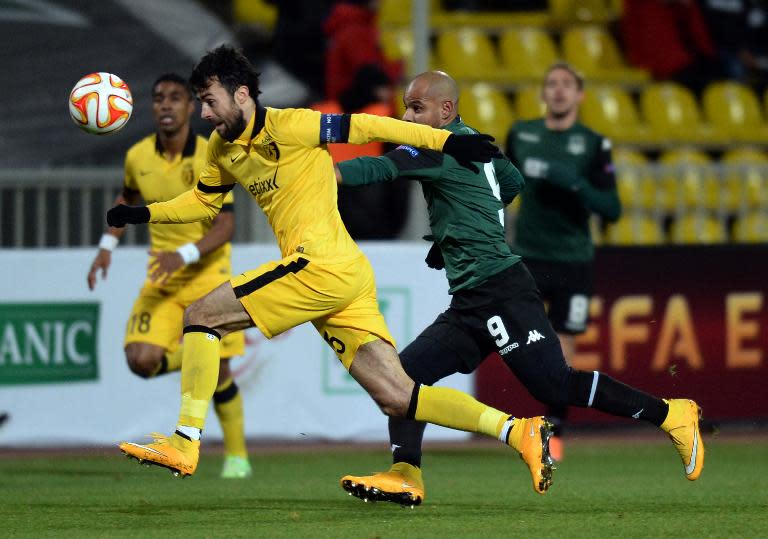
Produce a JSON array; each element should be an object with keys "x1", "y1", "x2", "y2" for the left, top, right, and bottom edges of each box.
[
  {"x1": 124, "y1": 131, "x2": 234, "y2": 284},
  {"x1": 147, "y1": 107, "x2": 450, "y2": 263}
]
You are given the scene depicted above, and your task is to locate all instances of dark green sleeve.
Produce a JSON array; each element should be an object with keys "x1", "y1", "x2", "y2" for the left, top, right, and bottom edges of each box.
[
  {"x1": 493, "y1": 157, "x2": 524, "y2": 205},
  {"x1": 337, "y1": 156, "x2": 398, "y2": 187}
]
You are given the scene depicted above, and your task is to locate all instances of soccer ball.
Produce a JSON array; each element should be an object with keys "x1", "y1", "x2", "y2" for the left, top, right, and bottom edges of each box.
[{"x1": 68, "y1": 72, "x2": 133, "y2": 135}]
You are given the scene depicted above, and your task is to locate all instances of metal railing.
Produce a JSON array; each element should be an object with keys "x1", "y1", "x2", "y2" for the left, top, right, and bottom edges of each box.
[{"x1": 0, "y1": 167, "x2": 275, "y2": 248}]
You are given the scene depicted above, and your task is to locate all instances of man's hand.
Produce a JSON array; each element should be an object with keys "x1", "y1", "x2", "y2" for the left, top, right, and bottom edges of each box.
[
  {"x1": 107, "y1": 204, "x2": 150, "y2": 227},
  {"x1": 442, "y1": 133, "x2": 502, "y2": 173},
  {"x1": 424, "y1": 242, "x2": 445, "y2": 270},
  {"x1": 147, "y1": 249, "x2": 184, "y2": 285},
  {"x1": 87, "y1": 250, "x2": 112, "y2": 290}
]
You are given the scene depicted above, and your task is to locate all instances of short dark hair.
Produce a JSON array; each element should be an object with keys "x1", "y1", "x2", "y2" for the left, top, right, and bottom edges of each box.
[
  {"x1": 544, "y1": 61, "x2": 584, "y2": 90},
  {"x1": 189, "y1": 44, "x2": 261, "y2": 102},
  {"x1": 152, "y1": 73, "x2": 193, "y2": 99}
]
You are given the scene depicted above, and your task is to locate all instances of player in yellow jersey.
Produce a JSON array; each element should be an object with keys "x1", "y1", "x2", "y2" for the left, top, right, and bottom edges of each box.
[
  {"x1": 108, "y1": 46, "x2": 555, "y2": 499},
  {"x1": 87, "y1": 73, "x2": 251, "y2": 479}
]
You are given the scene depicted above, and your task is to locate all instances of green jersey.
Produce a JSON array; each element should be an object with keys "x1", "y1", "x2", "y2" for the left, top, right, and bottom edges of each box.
[
  {"x1": 339, "y1": 117, "x2": 524, "y2": 293},
  {"x1": 506, "y1": 119, "x2": 621, "y2": 263}
]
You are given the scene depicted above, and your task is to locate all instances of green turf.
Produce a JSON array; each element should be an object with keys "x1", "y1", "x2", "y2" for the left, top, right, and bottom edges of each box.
[{"x1": 1, "y1": 438, "x2": 765, "y2": 539}]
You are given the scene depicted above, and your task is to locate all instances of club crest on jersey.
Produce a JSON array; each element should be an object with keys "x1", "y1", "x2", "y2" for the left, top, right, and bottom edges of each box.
[
  {"x1": 255, "y1": 140, "x2": 280, "y2": 161},
  {"x1": 396, "y1": 145, "x2": 420, "y2": 157},
  {"x1": 182, "y1": 164, "x2": 194, "y2": 186},
  {"x1": 567, "y1": 135, "x2": 586, "y2": 155}
]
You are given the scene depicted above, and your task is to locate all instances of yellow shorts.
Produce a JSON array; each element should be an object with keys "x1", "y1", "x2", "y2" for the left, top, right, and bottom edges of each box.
[
  {"x1": 124, "y1": 262, "x2": 245, "y2": 358},
  {"x1": 231, "y1": 252, "x2": 394, "y2": 369}
]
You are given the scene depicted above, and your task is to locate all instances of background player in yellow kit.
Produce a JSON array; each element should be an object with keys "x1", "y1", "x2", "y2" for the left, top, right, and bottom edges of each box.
[
  {"x1": 87, "y1": 73, "x2": 251, "y2": 479},
  {"x1": 108, "y1": 46, "x2": 555, "y2": 498}
]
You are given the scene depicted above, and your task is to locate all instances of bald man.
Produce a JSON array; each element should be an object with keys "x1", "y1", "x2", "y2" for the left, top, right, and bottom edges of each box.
[{"x1": 335, "y1": 71, "x2": 704, "y2": 507}]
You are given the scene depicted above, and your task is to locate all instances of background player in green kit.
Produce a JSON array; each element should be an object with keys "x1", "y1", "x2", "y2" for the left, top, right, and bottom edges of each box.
[
  {"x1": 336, "y1": 71, "x2": 704, "y2": 507},
  {"x1": 506, "y1": 62, "x2": 621, "y2": 460}
]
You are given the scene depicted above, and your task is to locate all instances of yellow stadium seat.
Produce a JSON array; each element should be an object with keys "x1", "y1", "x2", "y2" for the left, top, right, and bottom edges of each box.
[
  {"x1": 658, "y1": 149, "x2": 720, "y2": 212},
  {"x1": 640, "y1": 82, "x2": 725, "y2": 145},
  {"x1": 458, "y1": 83, "x2": 515, "y2": 145},
  {"x1": 612, "y1": 149, "x2": 658, "y2": 211},
  {"x1": 669, "y1": 213, "x2": 727, "y2": 244},
  {"x1": 435, "y1": 29, "x2": 507, "y2": 82},
  {"x1": 702, "y1": 82, "x2": 768, "y2": 143},
  {"x1": 580, "y1": 86, "x2": 650, "y2": 144},
  {"x1": 605, "y1": 212, "x2": 665, "y2": 245},
  {"x1": 394, "y1": 87, "x2": 406, "y2": 120},
  {"x1": 498, "y1": 28, "x2": 558, "y2": 83},
  {"x1": 561, "y1": 26, "x2": 649, "y2": 86},
  {"x1": 721, "y1": 148, "x2": 768, "y2": 210},
  {"x1": 380, "y1": 28, "x2": 437, "y2": 74},
  {"x1": 233, "y1": 0, "x2": 276, "y2": 28},
  {"x1": 550, "y1": 0, "x2": 619, "y2": 25},
  {"x1": 764, "y1": 88, "x2": 768, "y2": 120},
  {"x1": 732, "y1": 211, "x2": 768, "y2": 243},
  {"x1": 513, "y1": 86, "x2": 546, "y2": 120}
]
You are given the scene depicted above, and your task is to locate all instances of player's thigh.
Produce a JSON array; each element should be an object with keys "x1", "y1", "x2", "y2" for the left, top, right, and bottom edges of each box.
[
  {"x1": 475, "y1": 263, "x2": 559, "y2": 363},
  {"x1": 311, "y1": 255, "x2": 394, "y2": 370},
  {"x1": 233, "y1": 253, "x2": 362, "y2": 342},
  {"x1": 123, "y1": 288, "x2": 183, "y2": 350},
  {"x1": 399, "y1": 310, "x2": 482, "y2": 386},
  {"x1": 179, "y1": 268, "x2": 246, "y2": 357}
]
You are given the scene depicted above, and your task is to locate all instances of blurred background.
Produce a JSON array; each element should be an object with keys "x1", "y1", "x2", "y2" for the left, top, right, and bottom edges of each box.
[{"x1": 0, "y1": 0, "x2": 766, "y2": 445}]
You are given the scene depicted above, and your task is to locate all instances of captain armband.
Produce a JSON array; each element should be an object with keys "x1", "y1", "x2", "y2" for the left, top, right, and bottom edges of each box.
[{"x1": 319, "y1": 113, "x2": 351, "y2": 143}]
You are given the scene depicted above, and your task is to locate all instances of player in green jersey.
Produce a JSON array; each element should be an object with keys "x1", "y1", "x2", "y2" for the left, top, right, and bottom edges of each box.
[
  {"x1": 506, "y1": 62, "x2": 621, "y2": 460},
  {"x1": 336, "y1": 71, "x2": 703, "y2": 507}
]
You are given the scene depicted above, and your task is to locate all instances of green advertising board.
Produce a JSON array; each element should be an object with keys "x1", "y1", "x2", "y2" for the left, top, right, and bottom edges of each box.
[{"x1": 0, "y1": 303, "x2": 99, "y2": 385}]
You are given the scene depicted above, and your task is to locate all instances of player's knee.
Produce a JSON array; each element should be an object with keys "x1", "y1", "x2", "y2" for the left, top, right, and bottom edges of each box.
[
  {"x1": 183, "y1": 300, "x2": 206, "y2": 327},
  {"x1": 369, "y1": 388, "x2": 410, "y2": 417},
  {"x1": 125, "y1": 348, "x2": 162, "y2": 379},
  {"x1": 524, "y1": 363, "x2": 573, "y2": 407}
]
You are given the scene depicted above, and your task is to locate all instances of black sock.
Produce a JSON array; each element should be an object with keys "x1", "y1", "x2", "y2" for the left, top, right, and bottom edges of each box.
[
  {"x1": 591, "y1": 373, "x2": 669, "y2": 426},
  {"x1": 546, "y1": 404, "x2": 568, "y2": 436},
  {"x1": 389, "y1": 416, "x2": 427, "y2": 468}
]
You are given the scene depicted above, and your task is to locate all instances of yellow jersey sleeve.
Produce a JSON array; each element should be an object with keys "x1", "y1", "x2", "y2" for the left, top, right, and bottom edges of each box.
[
  {"x1": 147, "y1": 132, "x2": 234, "y2": 223},
  {"x1": 268, "y1": 108, "x2": 451, "y2": 151},
  {"x1": 347, "y1": 113, "x2": 451, "y2": 149}
]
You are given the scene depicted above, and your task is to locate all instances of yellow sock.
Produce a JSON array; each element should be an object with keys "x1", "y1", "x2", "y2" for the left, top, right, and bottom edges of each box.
[
  {"x1": 213, "y1": 377, "x2": 247, "y2": 458},
  {"x1": 152, "y1": 346, "x2": 184, "y2": 376},
  {"x1": 413, "y1": 385, "x2": 512, "y2": 441},
  {"x1": 178, "y1": 328, "x2": 221, "y2": 430},
  {"x1": 165, "y1": 346, "x2": 184, "y2": 372}
]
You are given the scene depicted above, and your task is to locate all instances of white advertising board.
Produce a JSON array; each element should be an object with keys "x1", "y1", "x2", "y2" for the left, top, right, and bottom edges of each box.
[{"x1": 0, "y1": 243, "x2": 472, "y2": 446}]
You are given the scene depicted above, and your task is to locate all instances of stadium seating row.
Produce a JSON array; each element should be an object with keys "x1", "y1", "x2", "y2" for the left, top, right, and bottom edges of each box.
[
  {"x1": 599, "y1": 210, "x2": 768, "y2": 245},
  {"x1": 234, "y1": 0, "x2": 624, "y2": 32},
  {"x1": 394, "y1": 81, "x2": 768, "y2": 149},
  {"x1": 382, "y1": 25, "x2": 647, "y2": 87},
  {"x1": 613, "y1": 148, "x2": 768, "y2": 213}
]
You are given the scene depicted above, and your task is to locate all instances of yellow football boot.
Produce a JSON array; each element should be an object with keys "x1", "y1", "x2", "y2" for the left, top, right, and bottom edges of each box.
[
  {"x1": 511, "y1": 416, "x2": 555, "y2": 495},
  {"x1": 119, "y1": 432, "x2": 200, "y2": 477},
  {"x1": 340, "y1": 462, "x2": 425, "y2": 507},
  {"x1": 661, "y1": 399, "x2": 704, "y2": 480}
]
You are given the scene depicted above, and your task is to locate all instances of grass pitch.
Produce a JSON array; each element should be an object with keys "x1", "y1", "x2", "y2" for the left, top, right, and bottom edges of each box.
[{"x1": 1, "y1": 436, "x2": 765, "y2": 539}]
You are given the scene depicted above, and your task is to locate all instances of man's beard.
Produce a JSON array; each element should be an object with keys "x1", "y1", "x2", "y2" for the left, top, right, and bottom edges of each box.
[{"x1": 220, "y1": 108, "x2": 247, "y2": 142}]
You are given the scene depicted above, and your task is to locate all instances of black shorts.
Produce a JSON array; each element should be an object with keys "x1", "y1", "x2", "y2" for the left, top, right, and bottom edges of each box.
[
  {"x1": 523, "y1": 258, "x2": 593, "y2": 335},
  {"x1": 400, "y1": 262, "x2": 561, "y2": 385}
]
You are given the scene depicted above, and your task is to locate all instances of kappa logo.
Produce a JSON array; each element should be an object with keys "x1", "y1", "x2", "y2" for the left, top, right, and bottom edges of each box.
[
  {"x1": 499, "y1": 342, "x2": 519, "y2": 355},
  {"x1": 526, "y1": 329, "x2": 545, "y2": 345}
]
